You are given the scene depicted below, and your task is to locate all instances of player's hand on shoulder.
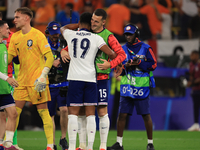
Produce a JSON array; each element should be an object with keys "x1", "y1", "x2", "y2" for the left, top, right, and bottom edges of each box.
[
  {"x1": 6, "y1": 78, "x2": 19, "y2": 87},
  {"x1": 61, "y1": 50, "x2": 70, "y2": 63},
  {"x1": 97, "y1": 59, "x2": 111, "y2": 70}
]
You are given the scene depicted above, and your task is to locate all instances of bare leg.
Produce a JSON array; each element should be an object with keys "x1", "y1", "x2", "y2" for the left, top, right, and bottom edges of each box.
[
  {"x1": 59, "y1": 106, "x2": 68, "y2": 139},
  {"x1": 0, "y1": 111, "x2": 6, "y2": 140},
  {"x1": 117, "y1": 113, "x2": 128, "y2": 137},
  {"x1": 142, "y1": 114, "x2": 153, "y2": 140}
]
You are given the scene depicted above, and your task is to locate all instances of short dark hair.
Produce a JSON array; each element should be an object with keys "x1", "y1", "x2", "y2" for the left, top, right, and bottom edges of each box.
[
  {"x1": 0, "y1": 20, "x2": 7, "y2": 27},
  {"x1": 15, "y1": 7, "x2": 33, "y2": 19},
  {"x1": 66, "y1": 3, "x2": 73, "y2": 9},
  {"x1": 93, "y1": 9, "x2": 107, "y2": 20},
  {"x1": 80, "y1": 12, "x2": 92, "y2": 27},
  {"x1": 191, "y1": 50, "x2": 199, "y2": 55}
]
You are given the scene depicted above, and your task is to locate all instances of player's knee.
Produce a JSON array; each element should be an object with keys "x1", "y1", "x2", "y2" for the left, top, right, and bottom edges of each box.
[
  {"x1": 142, "y1": 114, "x2": 151, "y2": 122},
  {"x1": 98, "y1": 112, "x2": 107, "y2": 117},
  {"x1": 97, "y1": 106, "x2": 107, "y2": 117},
  {"x1": 9, "y1": 109, "x2": 18, "y2": 120},
  {"x1": 60, "y1": 106, "x2": 68, "y2": 115}
]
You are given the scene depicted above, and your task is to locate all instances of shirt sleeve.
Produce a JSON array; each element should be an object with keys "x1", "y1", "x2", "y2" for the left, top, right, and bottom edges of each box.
[
  {"x1": 138, "y1": 47, "x2": 157, "y2": 71},
  {"x1": 0, "y1": 72, "x2": 9, "y2": 81},
  {"x1": 61, "y1": 46, "x2": 69, "y2": 53},
  {"x1": 96, "y1": 35, "x2": 106, "y2": 49},
  {"x1": 8, "y1": 35, "x2": 17, "y2": 57},
  {"x1": 63, "y1": 29, "x2": 71, "y2": 41},
  {"x1": 108, "y1": 34, "x2": 126, "y2": 68},
  {"x1": 37, "y1": 32, "x2": 52, "y2": 55}
]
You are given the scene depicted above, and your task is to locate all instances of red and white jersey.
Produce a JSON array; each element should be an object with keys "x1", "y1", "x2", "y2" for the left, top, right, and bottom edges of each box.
[{"x1": 63, "y1": 29, "x2": 106, "y2": 83}]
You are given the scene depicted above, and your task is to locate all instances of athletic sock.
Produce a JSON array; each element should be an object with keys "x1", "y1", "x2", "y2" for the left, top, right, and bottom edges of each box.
[
  {"x1": 68, "y1": 115, "x2": 78, "y2": 150},
  {"x1": 37, "y1": 109, "x2": 53, "y2": 149},
  {"x1": 99, "y1": 114, "x2": 110, "y2": 150},
  {"x1": 4, "y1": 131, "x2": 14, "y2": 148},
  {"x1": 117, "y1": 136, "x2": 123, "y2": 146},
  {"x1": 15, "y1": 107, "x2": 22, "y2": 131},
  {"x1": 148, "y1": 139, "x2": 153, "y2": 144},
  {"x1": 86, "y1": 115, "x2": 96, "y2": 150},
  {"x1": 78, "y1": 115, "x2": 86, "y2": 149}
]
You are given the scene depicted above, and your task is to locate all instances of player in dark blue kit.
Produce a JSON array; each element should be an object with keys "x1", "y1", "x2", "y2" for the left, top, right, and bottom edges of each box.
[
  {"x1": 45, "y1": 21, "x2": 69, "y2": 150},
  {"x1": 107, "y1": 24, "x2": 157, "y2": 150}
]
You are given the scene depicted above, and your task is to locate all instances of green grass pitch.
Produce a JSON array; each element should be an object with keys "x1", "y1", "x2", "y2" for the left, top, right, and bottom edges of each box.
[{"x1": 16, "y1": 130, "x2": 200, "y2": 150}]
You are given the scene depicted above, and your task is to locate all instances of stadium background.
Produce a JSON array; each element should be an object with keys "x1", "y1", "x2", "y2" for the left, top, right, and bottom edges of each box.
[{"x1": 0, "y1": 0, "x2": 200, "y2": 149}]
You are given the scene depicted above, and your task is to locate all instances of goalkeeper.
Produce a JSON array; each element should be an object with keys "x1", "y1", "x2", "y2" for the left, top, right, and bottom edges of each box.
[{"x1": 7, "y1": 7, "x2": 54, "y2": 150}]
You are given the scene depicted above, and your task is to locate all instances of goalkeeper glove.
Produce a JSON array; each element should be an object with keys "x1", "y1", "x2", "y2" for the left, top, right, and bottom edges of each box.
[{"x1": 34, "y1": 67, "x2": 50, "y2": 92}]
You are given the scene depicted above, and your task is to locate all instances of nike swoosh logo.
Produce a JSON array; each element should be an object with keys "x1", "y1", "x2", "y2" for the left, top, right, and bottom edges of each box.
[{"x1": 15, "y1": 43, "x2": 19, "y2": 45}]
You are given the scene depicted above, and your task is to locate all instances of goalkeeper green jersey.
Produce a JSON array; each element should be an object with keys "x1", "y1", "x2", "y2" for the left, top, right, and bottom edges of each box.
[{"x1": 0, "y1": 43, "x2": 11, "y2": 94}]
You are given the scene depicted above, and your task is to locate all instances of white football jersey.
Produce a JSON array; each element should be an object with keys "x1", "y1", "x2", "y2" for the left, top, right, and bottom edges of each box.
[{"x1": 63, "y1": 29, "x2": 106, "y2": 82}]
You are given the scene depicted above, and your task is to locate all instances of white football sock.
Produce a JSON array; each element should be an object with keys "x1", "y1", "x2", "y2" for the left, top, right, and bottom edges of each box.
[
  {"x1": 78, "y1": 115, "x2": 86, "y2": 149},
  {"x1": 148, "y1": 139, "x2": 153, "y2": 144},
  {"x1": 117, "y1": 136, "x2": 123, "y2": 146},
  {"x1": 99, "y1": 114, "x2": 110, "y2": 150},
  {"x1": 4, "y1": 131, "x2": 14, "y2": 148},
  {"x1": 86, "y1": 115, "x2": 96, "y2": 150},
  {"x1": 5, "y1": 131, "x2": 14, "y2": 142},
  {"x1": 47, "y1": 144, "x2": 53, "y2": 149},
  {"x1": 68, "y1": 115, "x2": 78, "y2": 150}
]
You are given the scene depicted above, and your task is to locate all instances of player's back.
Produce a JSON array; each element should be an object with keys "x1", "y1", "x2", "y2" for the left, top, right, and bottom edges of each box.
[{"x1": 63, "y1": 29, "x2": 106, "y2": 83}]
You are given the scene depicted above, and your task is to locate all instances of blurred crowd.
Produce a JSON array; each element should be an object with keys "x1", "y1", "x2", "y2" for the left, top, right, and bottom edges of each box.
[{"x1": 0, "y1": 0, "x2": 200, "y2": 43}]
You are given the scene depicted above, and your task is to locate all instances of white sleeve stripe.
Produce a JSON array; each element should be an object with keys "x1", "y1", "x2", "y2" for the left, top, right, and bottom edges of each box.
[
  {"x1": 0, "y1": 72, "x2": 9, "y2": 81},
  {"x1": 98, "y1": 43, "x2": 106, "y2": 49}
]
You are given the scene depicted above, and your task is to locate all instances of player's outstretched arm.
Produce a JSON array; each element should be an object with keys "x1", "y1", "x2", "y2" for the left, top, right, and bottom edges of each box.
[
  {"x1": 100, "y1": 45, "x2": 117, "y2": 60},
  {"x1": 60, "y1": 23, "x2": 79, "y2": 35},
  {"x1": 0, "y1": 72, "x2": 18, "y2": 87},
  {"x1": 34, "y1": 51, "x2": 54, "y2": 92}
]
